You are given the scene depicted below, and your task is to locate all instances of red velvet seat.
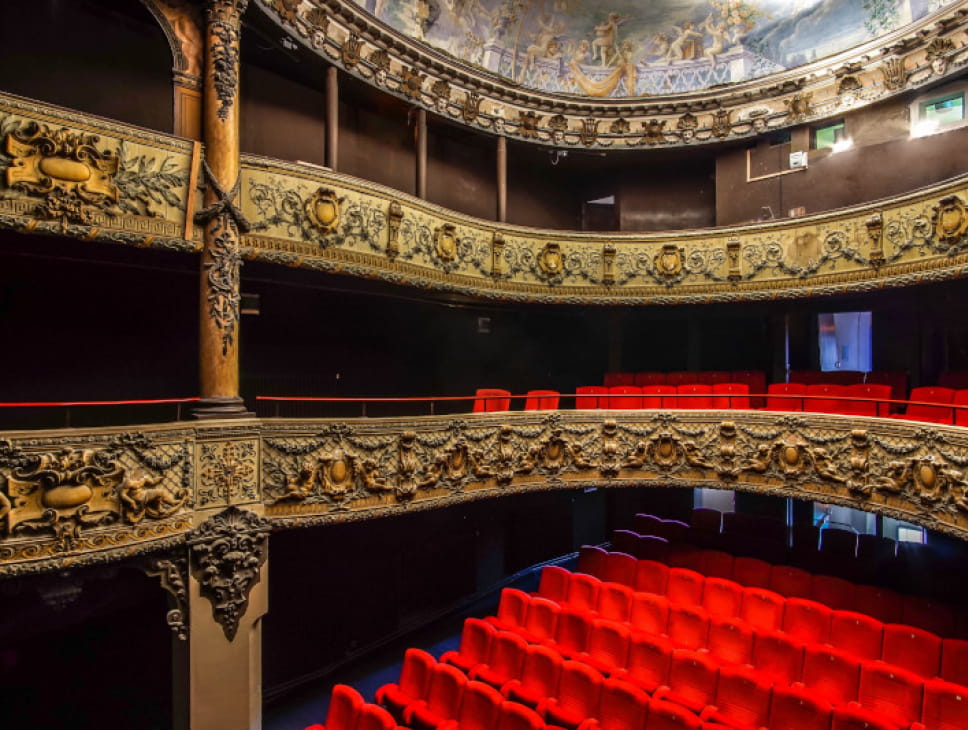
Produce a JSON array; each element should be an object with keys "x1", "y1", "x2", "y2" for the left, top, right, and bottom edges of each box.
[
  {"x1": 358, "y1": 704, "x2": 400, "y2": 730},
  {"x1": 829, "y1": 610, "x2": 884, "y2": 662},
  {"x1": 378, "y1": 649, "x2": 437, "y2": 721},
  {"x1": 882, "y1": 624, "x2": 941, "y2": 679},
  {"x1": 604, "y1": 372, "x2": 635, "y2": 387},
  {"x1": 705, "y1": 616, "x2": 753, "y2": 665},
  {"x1": 538, "y1": 565, "x2": 572, "y2": 604},
  {"x1": 566, "y1": 572, "x2": 603, "y2": 615},
  {"x1": 471, "y1": 631, "x2": 529, "y2": 689},
  {"x1": 700, "y1": 371, "x2": 733, "y2": 385},
  {"x1": 496, "y1": 702, "x2": 545, "y2": 730},
  {"x1": 699, "y1": 551, "x2": 734, "y2": 580},
  {"x1": 595, "y1": 581, "x2": 633, "y2": 624},
  {"x1": 769, "y1": 565, "x2": 813, "y2": 599},
  {"x1": 843, "y1": 383, "x2": 892, "y2": 417},
  {"x1": 666, "y1": 604, "x2": 710, "y2": 651},
  {"x1": 797, "y1": 645, "x2": 861, "y2": 706},
  {"x1": 629, "y1": 592, "x2": 670, "y2": 637},
  {"x1": 732, "y1": 370, "x2": 767, "y2": 406},
  {"x1": 667, "y1": 567, "x2": 705, "y2": 606},
  {"x1": 854, "y1": 585, "x2": 902, "y2": 625},
  {"x1": 502, "y1": 643, "x2": 563, "y2": 709},
  {"x1": 444, "y1": 618, "x2": 497, "y2": 674},
  {"x1": 634, "y1": 371, "x2": 668, "y2": 387},
  {"x1": 740, "y1": 587, "x2": 785, "y2": 632},
  {"x1": 578, "y1": 545, "x2": 608, "y2": 576},
  {"x1": 578, "y1": 619, "x2": 632, "y2": 675},
  {"x1": 537, "y1": 660, "x2": 604, "y2": 730},
  {"x1": 656, "y1": 518, "x2": 691, "y2": 543},
  {"x1": 699, "y1": 663, "x2": 772, "y2": 730},
  {"x1": 763, "y1": 382, "x2": 806, "y2": 411},
  {"x1": 731, "y1": 557, "x2": 772, "y2": 589},
  {"x1": 920, "y1": 678, "x2": 968, "y2": 730},
  {"x1": 576, "y1": 677, "x2": 650, "y2": 730},
  {"x1": 691, "y1": 507, "x2": 723, "y2": 533},
  {"x1": 752, "y1": 630, "x2": 804, "y2": 685},
  {"x1": 600, "y1": 551, "x2": 637, "y2": 588},
  {"x1": 810, "y1": 574, "x2": 856, "y2": 611},
  {"x1": 654, "y1": 649, "x2": 719, "y2": 715},
  {"x1": 634, "y1": 513, "x2": 664, "y2": 536},
  {"x1": 525, "y1": 390, "x2": 560, "y2": 411},
  {"x1": 614, "y1": 632, "x2": 674, "y2": 694},
  {"x1": 437, "y1": 681, "x2": 504, "y2": 730},
  {"x1": 669, "y1": 543, "x2": 705, "y2": 573},
  {"x1": 783, "y1": 598, "x2": 833, "y2": 645},
  {"x1": 804, "y1": 383, "x2": 846, "y2": 414},
  {"x1": 866, "y1": 371, "x2": 909, "y2": 411},
  {"x1": 607, "y1": 386, "x2": 643, "y2": 410},
  {"x1": 576, "y1": 386, "x2": 608, "y2": 409},
  {"x1": 953, "y1": 388, "x2": 968, "y2": 426},
  {"x1": 830, "y1": 705, "x2": 898, "y2": 730},
  {"x1": 551, "y1": 606, "x2": 593, "y2": 659},
  {"x1": 789, "y1": 370, "x2": 824, "y2": 385},
  {"x1": 324, "y1": 684, "x2": 367, "y2": 730},
  {"x1": 892, "y1": 385, "x2": 955, "y2": 424},
  {"x1": 489, "y1": 588, "x2": 531, "y2": 632},
  {"x1": 902, "y1": 595, "x2": 955, "y2": 639},
  {"x1": 642, "y1": 385, "x2": 677, "y2": 409},
  {"x1": 941, "y1": 638, "x2": 968, "y2": 687},
  {"x1": 702, "y1": 577, "x2": 744, "y2": 619},
  {"x1": 677, "y1": 383, "x2": 714, "y2": 409},
  {"x1": 635, "y1": 558, "x2": 670, "y2": 595},
  {"x1": 648, "y1": 700, "x2": 702, "y2": 730},
  {"x1": 851, "y1": 661, "x2": 924, "y2": 729},
  {"x1": 768, "y1": 685, "x2": 832, "y2": 730},
  {"x1": 404, "y1": 662, "x2": 469, "y2": 730},
  {"x1": 712, "y1": 383, "x2": 751, "y2": 410},
  {"x1": 612, "y1": 529, "x2": 639, "y2": 557},
  {"x1": 519, "y1": 597, "x2": 561, "y2": 644},
  {"x1": 667, "y1": 372, "x2": 696, "y2": 387},
  {"x1": 473, "y1": 389, "x2": 512, "y2": 413}
]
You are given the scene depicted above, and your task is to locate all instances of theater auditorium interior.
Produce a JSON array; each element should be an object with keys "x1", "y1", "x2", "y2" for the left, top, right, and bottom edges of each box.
[{"x1": 4, "y1": 0, "x2": 968, "y2": 729}]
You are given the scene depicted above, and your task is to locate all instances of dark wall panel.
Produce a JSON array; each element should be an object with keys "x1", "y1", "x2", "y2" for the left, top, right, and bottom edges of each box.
[
  {"x1": 338, "y1": 101, "x2": 416, "y2": 195},
  {"x1": 426, "y1": 125, "x2": 496, "y2": 220}
]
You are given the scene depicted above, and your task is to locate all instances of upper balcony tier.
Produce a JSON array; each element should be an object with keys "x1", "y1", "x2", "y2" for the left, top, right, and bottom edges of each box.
[
  {"x1": 2, "y1": 90, "x2": 968, "y2": 305},
  {"x1": 253, "y1": 0, "x2": 968, "y2": 149}
]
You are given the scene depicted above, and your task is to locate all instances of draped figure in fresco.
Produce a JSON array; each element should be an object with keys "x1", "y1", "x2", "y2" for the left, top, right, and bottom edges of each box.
[
  {"x1": 568, "y1": 38, "x2": 637, "y2": 97},
  {"x1": 591, "y1": 12, "x2": 628, "y2": 66}
]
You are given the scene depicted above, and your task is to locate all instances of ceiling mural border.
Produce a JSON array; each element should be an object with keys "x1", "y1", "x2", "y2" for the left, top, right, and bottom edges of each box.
[{"x1": 255, "y1": 0, "x2": 968, "y2": 149}]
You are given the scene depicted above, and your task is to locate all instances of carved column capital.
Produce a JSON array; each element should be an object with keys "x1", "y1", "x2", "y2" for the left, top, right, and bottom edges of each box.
[
  {"x1": 189, "y1": 506, "x2": 270, "y2": 641},
  {"x1": 203, "y1": 0, "x2": 250, "y2": 23}
]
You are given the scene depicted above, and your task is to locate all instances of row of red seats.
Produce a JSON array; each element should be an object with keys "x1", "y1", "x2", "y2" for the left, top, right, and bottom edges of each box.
[
  {"x1": 480, "y1": 583, "x2": 963, "y2": 729},
  {"x1": 611, "y1": 531, "x2": 964, "y2": 640},
  {"x1": 576, "y1": 384, "x2": 751, "y2": 410},
  {"x1": 537, "y1": 564, "x2": 967, "y2": 687},
  {"x1": 603, "y1": 372, "x2": 765, "y2": 393},
  {"x1": 309, "y1": 685, "x2": 404, "y2": 730}
]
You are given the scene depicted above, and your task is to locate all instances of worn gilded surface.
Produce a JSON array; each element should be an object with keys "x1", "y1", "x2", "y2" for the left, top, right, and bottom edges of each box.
[{"x1": 3, "y1": 412, "x2": 968, "y2": 577}]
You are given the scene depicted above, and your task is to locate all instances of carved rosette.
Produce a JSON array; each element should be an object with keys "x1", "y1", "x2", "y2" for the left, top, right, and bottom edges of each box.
[
  {"x1": 4, "y1": 123, "x2": 120, "y2": 224},
  {"x1": 198, "y1": 439, "x2": 259, "y2": 507},
  {"x1": 931, "y1": 195, "x2": 968, "y2": 247},
  {"x1": 304, "y1": 187, "x2": 343, "y2": 236},
  {"x1": 190, "y1": 506, "x2": 270, "y2": 641}
]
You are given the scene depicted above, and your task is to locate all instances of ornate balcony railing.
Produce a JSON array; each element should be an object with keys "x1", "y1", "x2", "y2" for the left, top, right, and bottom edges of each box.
[{"x1": 1, "y1": 410, "x2": 967, "y2": 578}]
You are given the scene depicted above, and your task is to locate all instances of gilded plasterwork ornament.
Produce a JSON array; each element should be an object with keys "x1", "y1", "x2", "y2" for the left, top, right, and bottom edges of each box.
[
  {"x1": 548, "y1": 114, "x2": 568, "y2": 145},
  {"x1": 932, "y1": 195, "x2": 968, "y2": 246},
  {"x1": 925, "y1": 37, "x2": 955, "y2": 75},
  {"x1": 304, "y1": 187, "x2": 344, "y2": 236},
  {"x1": 462, "y1": 92, "x2": 482, "y2": 124},
  {"x1": 785, "y1": 93, "x2": 813, "y2": 121},
  {"x1": 676, "y1": 113, "x2": 698, "y2": 143},
  {"x1": 341, "y1": 32, "x2": 364, "y2": 68},
  {"x1": 402, "y1": 67, "x2": 426, "y2": 100},
  {"x1": 434, "y1": 223, "x2": 459, "y2": 262},
  {"x1": 602, "y1": 243, "x2": 616, "y2": 285},
  {"x1": 654, "y1": 244, "x2": 684, "y2": 278},
  {"x1": 580, "y1": 118, "x2": 599, "y2": 146},
  {"x1": 431, "y1": 79, "x2": 451, "y2": 114},
  {"x1": 369, "y1": 48, "x2": 391, "y2": 85},
  {"x1": 641, "y1": 119, "x2": 666, "y2": 146},
  {"x1": 711, "y1": 109, "x2": 731, "y2": 138},
  {"x1": 610, "y1": 118, "x2": 630, "y2": 135},
  {"x1": 537, "y1": 242, "x2": 564, "y2": 280},
  {"x1": 387, "y1": 200, "x2": 403, "y2": 260},
  {"x1": 881, "y1": 57, "x2": 907, "y2": 90},
  {"x1": 865, "y1": 213, "x2": 885, "y2": 266},
  {"x1": 491, "y1": 232, "x2": 506, "y2": 278},
  {"x1": 518, "y1": 111, "x2": 540, "y2": 139}
]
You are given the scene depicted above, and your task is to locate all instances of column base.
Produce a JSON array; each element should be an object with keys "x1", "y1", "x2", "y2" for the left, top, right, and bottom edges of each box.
[{"x1": 193, "y1": 396, "x2": 254, "y2": 419}]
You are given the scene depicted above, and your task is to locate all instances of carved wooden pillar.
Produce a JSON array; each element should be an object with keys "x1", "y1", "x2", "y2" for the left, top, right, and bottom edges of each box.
[
  {"x1": 416, "y1": 108, "x2": 427, "y2": 199},
  {"x1": 195, "y1": 0, "x2": 250, "y2": 418},
  {"x1": 496, "y1": 135, "x2": 507, "y2": 223},
  {"x1": 326, "y1": 66, "x2": 339, "y2": 170}
]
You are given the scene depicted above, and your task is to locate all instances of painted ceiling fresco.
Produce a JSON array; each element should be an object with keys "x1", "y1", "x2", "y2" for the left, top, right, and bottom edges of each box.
[{"x1": 352, "y1": 0, "x2": 954, "y2": 97}]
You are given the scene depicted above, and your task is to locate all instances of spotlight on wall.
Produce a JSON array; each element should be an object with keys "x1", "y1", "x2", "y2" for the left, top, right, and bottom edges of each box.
[{"x1": 831, "y1": 138, "x2": 854, "y2": 153}]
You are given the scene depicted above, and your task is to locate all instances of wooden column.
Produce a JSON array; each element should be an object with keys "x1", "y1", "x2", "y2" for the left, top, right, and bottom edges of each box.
[
  {"x1": 195, "y1": 0, "x2": 250, "y2": 418},
  {"x1": 326, "y1": 66, "x2": 338, "y2": 170},
  {"x1": 416, "y1": 108, "x2": 427, "y2": 199},
  {"x1": 496, "y1": 135, "x2": 507, "y2": 222}
]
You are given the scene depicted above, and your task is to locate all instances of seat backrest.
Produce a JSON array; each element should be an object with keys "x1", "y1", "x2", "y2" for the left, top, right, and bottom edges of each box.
[
  {"x1": 741, "y1": 587, "x2": 785, "y2": 632},
  {"x1": 607, "y1": 385, "x2": 642, "y2": 409},
  {"x1": 866, "y1": 370, "x2": 909, "y2": 405},
  {"x1": 457, "y1": 618, "x2": 495, "y2": 666},
  {"x1": 495, "y1": 702, "x2": 544, "y2": 730},
  {"x1": 666, "y1": 371, "x2": 696, "y2": 387},
  {"x1": 356, "y1": 704, "x2": 397, "y2": 730},
  {"x1": 782, "y1": 597, "x2": 832, "y2": 644},
  {"x1": 594, "y1": 677, "x2": 650, "y2": 730},
  {"x1": 634, "y1": 371, "x2": 667, "y2": 387},
  {"x1": 768, "y1": 685, "x2": 832, "y2": 730},
  {"x1": 690, "y1": 507, "x2": 722, "y2": 533},
  {"x1": 554, "y1": 606, "x2": 592, "y2": 657},
  {"x1": 602, "y1": 551, "x2": 638, "y2": 587},
  {"x1": 398, "y1": 648, "x2": 437, "y2": 699},
  {"x1": 494, "y1": 588, "x2": 530, "y2": 629},
  {"x1": 902, "y1": 595, "x2": 955, "y2": 638},
  {"x1": 666, "y1": 604, "x2": 710, "y2": 651},
  {"x1": 731, "y1": 556, "x2": 772, "y2": 588},
  {"x1": 702, "y1": 577, "x2": 744, "y2": 619},
  {"x1": 575, "y1": 385, "x2": 607, "y2": 410},
  {"x1": 804, "y1": 383, "x2": 846, "y2": 413},
  {"x1": 655, "y1": 518, "x2": 690, "y2": 543},
  {"x1": 705, "y1": 616, "x2": 753, "y2": 665},
  {"x1": 425, "y1": 662, "x2": 468, "y2": 718},
  {"x1": 856, "y1": 660, "x2": 924, "y2": 728},
  {"x1": 711, "y1": 664, "x2": 772, "y2": 730},
  {"x1": 456, "y1": 682, "x2": 504, "y2": 730},
  {"x1": 517, "y1": 643, "x2": 562, "y2": 697},
  {"x1": 641, "y1": 384, "x2": 677, "y2": 409},
  {"x1": 712, "y1": 382, "x2": 751, "y2": 409},
  {"x1": 953, "y1": 388, "x2": 968, "y2": 426},
  {"x1": 830, "y1": 705, "x2": 898, "y2": 730},
  {"x1": 769, "y1": 565, "x2": 813, "y2": 599},
  {"x1": 665, "y1": 649, "x2": 719, "y2": 711},
  {"x1": 577, "y1": 544, "x2": 608, "y2": 576},
  {"x1": 522, "y1": 597, "x2": 560, "y2": 642},
  {"x1": 634, "y1": 557, "x2": 669, "y2": 595},
  {"x1": 667, "y1": 543, "x2": 703, "y2": 573},
  {"x1": 882, "y1": 623, "x2": 942, "y2": 678},
  {"x1": 830, "y1": 610, "x2": 884, "y2": 661},
  {"x1": 676, "y1": 383, "x2": 713, "y2": 409},
  {"x1": 666, "y1": 567, "x2": 705, "y2": 606},
  {"x1": 524, "y1": 389, "x2": 559, "y2": 411},
  {"x1": 596, "y1": 581, "x2": 633, "y2": 623},
  {"x1": 473, "y1": 388, "x2": 512, "y2": 413},
  {"x1": 751, "y1": 629, "x2": 804, "y2": 685},
  {"x1": 566, "y1": 572, "x2": 601, "y2": 614},
  {"x1": 810, "y1": 574, "x2": 855, "y2": 611},
  {"x1": 647, "y1": 700, "x2": 701, "y2": 730},
  {"x1": 765, "y1": 382, "x2": 806, "y2": 411},
  {"x1": 537, "y1": 565, "x2": 570, "y2": 603},
  {"x1": 941, "y1": 638, "x2": 968, "y2": 687},
  {"x1": 699, "y1": 550, "x2": 734, "y2": 580},
  {"x1": 853, "y1": 584, "x2": 902, "y2": 624},
  {"x1": 624, "y1": 633, "x2": 673, "y2": 691},
  {"x1": 487, "y1": 631, "x2": 528, "y2": 682},
  {"x1": 325, "y1": 684, "x2": 366, "y2": 730},
  {"x1": 603, "y1": 372, "x2": 635, "y2": 387},
  {"x1": 586, "y1": 619, "x2": 631, "y2": 673},
  {"x1": 699, "y1": 370, "x2": 733, "y2": 385},
  {"x1": 905, "y1": 386, "x2": 955, "y2": 422},
  {"x1": 801, "y1": 645, "x2": 861, "y2": 705},
  {"x1": 554, "y1": 661, "x2": 603, "y2": 719},
  {"x1": 629, "y1": 592, "x2": 670, "y2": 637},
  {"x1": 789, "y1": 369, "x2": 824, "y2": 385},
  {"x1": 634, "y1": 512, "x2": 664, "y2": 536},
  {"x1": 921, "y1": 678, "x2": 968, "y2": 730},
  {"x1": 844, "y1": 382, "x2": 892, "y2": 417},
  {"x1": 819, "y1": 527, "x2": 858, "y2": 557}
]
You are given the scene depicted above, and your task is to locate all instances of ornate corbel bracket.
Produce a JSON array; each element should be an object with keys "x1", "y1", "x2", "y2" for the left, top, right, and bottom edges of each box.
[
  {"x1": 142, "y1": 552, "x2": 190, "y2": 640},
  {"x1": 189, "y1": 506, "x2": 270, "y2": 641},
  {"x1": 865, "y1": 213, "x2": 885, "y2": 266}
]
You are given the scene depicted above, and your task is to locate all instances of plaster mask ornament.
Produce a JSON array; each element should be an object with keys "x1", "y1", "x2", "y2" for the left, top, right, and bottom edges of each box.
[{"x1": 492, "y1": 106, "x2": 505, "y2": 133}]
